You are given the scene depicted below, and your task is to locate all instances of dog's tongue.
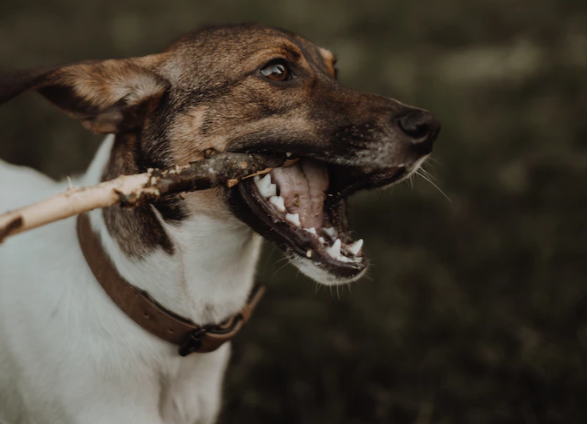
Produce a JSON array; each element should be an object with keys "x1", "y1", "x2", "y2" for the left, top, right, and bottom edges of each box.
[{"x1": 271, "y1": 161, "x2": 329, "y2": 229}]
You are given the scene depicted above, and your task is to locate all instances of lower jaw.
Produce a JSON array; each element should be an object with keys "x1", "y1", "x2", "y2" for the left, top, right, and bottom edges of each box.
[
  {"x1": 227, "y1": 181, "x2": 367, "y2": 284},
  {"x1": 290, "y1": 255, "x2": 368, "y2": 285}
]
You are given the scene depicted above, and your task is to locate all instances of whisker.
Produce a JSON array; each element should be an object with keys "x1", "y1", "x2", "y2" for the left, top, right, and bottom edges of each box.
[
  {"x1": 271, "y1": 259, "x2": 291, "y2": 279},
  {"x1": 419, "y1": 167, "x2": 437, "y2": 182},
  {"x1": 272, "y1": 256, "x2": 289, "y2": 268},
  {"x1": 265, "y1": 245, "x2": 278, "y2": 264},
  {"x1": 416, "y1": 170, "x2": 452, "y2": 203},
  {"x1": 426, "y1": 155, "x2": 443, "y2": 166},
  {"x1": 422, "y1": 160, "x2": 437, "y2": 171},
  {"x1": 274, "y1": 254, "x2": 289, "y2": 264}
]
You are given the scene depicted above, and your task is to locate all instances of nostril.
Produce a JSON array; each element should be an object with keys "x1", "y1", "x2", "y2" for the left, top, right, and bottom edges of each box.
[{"x1": 397, "y1": 110, "x2": 440, "y2": 143}]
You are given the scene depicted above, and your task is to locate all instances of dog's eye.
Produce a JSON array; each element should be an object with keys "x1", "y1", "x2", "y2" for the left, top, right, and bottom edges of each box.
[{"x1": 261, "y1": 60, "x2": 292, "y2": 81}]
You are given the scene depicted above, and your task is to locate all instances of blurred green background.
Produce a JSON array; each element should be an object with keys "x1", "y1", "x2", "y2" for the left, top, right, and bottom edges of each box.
[{"x1": 1, "y1": 0, "x2": 586, "y2": 423}]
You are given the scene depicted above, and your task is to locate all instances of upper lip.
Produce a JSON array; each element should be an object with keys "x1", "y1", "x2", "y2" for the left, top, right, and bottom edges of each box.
[
  {"x1": 326, "y1": 164, "x2": 408, "y2": 199},
  {"x1": 228, "y1": 145, "x2": 408, "y2": 199}
]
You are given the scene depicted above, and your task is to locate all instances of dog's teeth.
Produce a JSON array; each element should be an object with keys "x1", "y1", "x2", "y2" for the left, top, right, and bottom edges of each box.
[
  {"x1": 306, "y1": 249, "x2": 312, "y2": 258},
  {"x1": 265, "y1": 183, "x2": 277, "y2": 198},
  {"x1": 337, "y1": 255, "x2": 353, "y2": 263},
  {"x1": 347, "y1": 239, "x2": 363, "y2": 256},
  {"x1": 326, "y1": 238, "x2": 341, "y2": 258},
  {"x1": 286, "y1": 152, "x2": 292, "y2": 157},
  {"x1": 319, "y1": 237, "x2": 325, "y2": 244},
  {"x1": 269, "y1": 196, "x2": 286, "y2": 212},
  {"x1": 305, "y1": 227, "x2": 317, "y2": 236},
  {"x1": 324, "y1": 227, "x2": 337, "y2": 239},
  {"x1": 255, "y1": 173, "x2": 273, "y2": 197},
  {"x1": 285, "y1": 213, "x2": 301, "y2": 227}
]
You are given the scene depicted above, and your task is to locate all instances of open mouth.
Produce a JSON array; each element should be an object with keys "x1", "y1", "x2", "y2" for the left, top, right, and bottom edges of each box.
[{"x1": 229, "y1": 157, "x2": 408, "y2": 284}]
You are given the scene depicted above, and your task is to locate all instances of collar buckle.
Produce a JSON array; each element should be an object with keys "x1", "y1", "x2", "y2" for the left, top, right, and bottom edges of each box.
[
  {"x1": 178, "y1": 328, "x2": 207, "y2": 356},
  {"x1": 76, "y1": 213, "x2": 265, "y2": 357}
]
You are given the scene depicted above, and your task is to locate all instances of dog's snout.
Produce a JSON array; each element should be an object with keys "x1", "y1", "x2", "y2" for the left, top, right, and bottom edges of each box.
[{"x1": 397, "y1": 110, "x2": 440, "y2": 154}]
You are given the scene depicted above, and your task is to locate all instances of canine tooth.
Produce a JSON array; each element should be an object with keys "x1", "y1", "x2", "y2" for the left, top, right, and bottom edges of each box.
[
  {"x1": 306, "y1": 249, "x2": 312, "y2": 258},
  {"x1": 326, "y1": 239, "x2": 341, "y2": 258},
  {"x1": 305, "y1": 227, "x2": 317, "y2": 236},
  {"x1": 285, "y1": 213, "x2": 301, "y2": 227},
  {"x1": 319, "y1": 237, "x2": 325, "y2": 244},
  {"x1": 347, "y1": 239, "x2": 363, "y2": 256},
  {"x1": 255, "y1": 174, "x2": 273, "y2": 197},
  {"x1": 324, "y1": 227, "x2": 337, "y2": 239},
  {"x1": 265, "y1": 183, "x2": 277, "y2": 198},
  {"x1": 269, "y1": 196, "x2": 286, "y2": 212},
  {"x1": 286, "y1": 152, "x2": 292, "y2": 157}
]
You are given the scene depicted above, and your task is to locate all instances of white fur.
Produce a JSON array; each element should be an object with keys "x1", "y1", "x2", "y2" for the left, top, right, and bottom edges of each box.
[
  {"x1": 0, "y1": 134, "x2": 419, "y2": 423},
  {"x1": 291, "y1": 255, "x2": 367, "y2": 285},
  {"x1": 0, "y1": 136, "x2": 262, "y2": 424}
]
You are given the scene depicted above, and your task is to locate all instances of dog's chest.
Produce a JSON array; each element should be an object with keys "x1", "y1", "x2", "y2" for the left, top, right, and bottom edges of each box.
[{"x1": 157, "y1": 345, "x2": 231, "y2": 424}]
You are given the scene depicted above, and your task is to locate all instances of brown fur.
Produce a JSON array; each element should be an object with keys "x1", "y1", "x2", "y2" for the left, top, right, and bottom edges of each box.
[
  {"x1": 0, "y1": 23, "x2": 439, "y2": 258},
  {"x1": 101, "y1": 132, "x2": 177, "y2": 257}
]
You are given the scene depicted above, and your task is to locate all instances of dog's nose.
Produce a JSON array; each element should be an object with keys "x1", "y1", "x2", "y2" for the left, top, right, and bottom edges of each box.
[{"x1": 397, "y1": 110, "x2": 440, "y2": 154}]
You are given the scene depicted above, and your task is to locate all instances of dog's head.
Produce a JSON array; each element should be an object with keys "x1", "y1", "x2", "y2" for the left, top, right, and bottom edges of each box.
[{"x1": 0, "y1": 23, "x2": 439, "y2": 285}]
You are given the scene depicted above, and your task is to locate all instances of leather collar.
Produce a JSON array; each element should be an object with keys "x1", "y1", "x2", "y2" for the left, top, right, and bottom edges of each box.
[{"x1": 76, "y1": 213, "x2": 264, "y2": 356}]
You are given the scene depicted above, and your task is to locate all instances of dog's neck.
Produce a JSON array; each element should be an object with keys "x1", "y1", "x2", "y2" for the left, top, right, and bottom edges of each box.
[{"x1": 82, "y1": 135, "x2": 262, "y2": 324}]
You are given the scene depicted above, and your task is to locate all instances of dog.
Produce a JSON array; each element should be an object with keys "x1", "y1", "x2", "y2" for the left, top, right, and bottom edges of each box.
[{"x1": 0, "y1": 23, "x2": 440, "y2": 424}]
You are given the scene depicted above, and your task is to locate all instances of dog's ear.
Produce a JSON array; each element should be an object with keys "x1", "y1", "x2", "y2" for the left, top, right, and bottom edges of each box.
[{"x1": 0, "y1": 56, "x2": 169, "y2": 134}]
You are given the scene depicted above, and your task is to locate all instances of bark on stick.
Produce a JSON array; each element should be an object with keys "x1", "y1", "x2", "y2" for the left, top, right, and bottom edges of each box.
[{"x1": 0, "y1": 152, "x2": 289, "y2": 243}]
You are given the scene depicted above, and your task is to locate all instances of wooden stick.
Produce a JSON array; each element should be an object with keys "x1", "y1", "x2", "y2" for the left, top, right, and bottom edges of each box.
[{"x1": 0, "y1": 152, "x2": 291, "y2": 243}]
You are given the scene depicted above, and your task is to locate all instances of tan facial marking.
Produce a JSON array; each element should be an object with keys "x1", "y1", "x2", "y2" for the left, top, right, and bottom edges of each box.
[
  {"x1": 243, "y1": 40, "x2": 309, "y2": 72},
  {"x1": 170, "y1": 105, "x2": 247, "y2": 221},
  {"x1": 319, "y1": 47, "x2": 336, "y2": 78},
  {"x1": 169, "y1": 105, "x2": 221, "y2": 166},
  {"x1": 170, "y1": 107, "x2": 315, "y2": 221}
]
